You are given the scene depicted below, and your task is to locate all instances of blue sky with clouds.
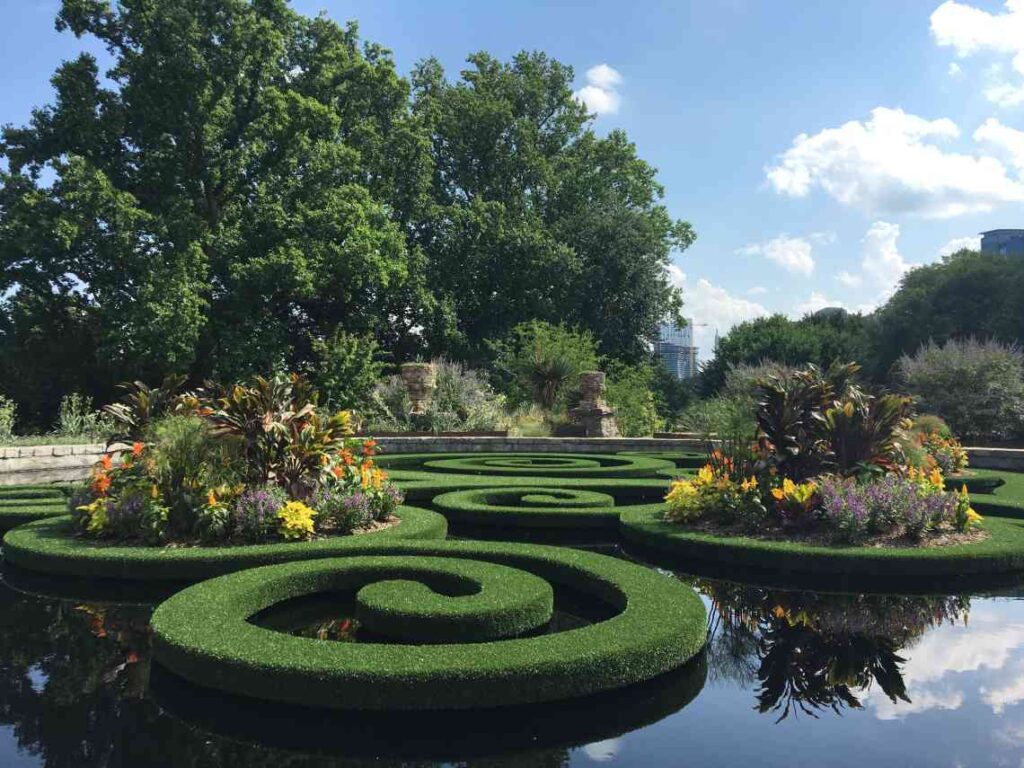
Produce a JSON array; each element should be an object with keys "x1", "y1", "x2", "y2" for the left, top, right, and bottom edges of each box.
[{"x1": 4, "y1": 0, "x2": 1024, "y2": 356}]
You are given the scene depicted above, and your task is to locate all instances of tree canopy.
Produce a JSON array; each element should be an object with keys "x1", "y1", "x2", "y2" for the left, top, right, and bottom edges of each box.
[{"x1": 0, "y1": 0, "x2": 693, "y2": 427}]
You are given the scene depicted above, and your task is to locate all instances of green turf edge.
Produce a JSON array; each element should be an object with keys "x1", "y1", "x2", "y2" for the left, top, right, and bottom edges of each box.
[
  {"x1": 0, "y1": 503, "x2": 70, "y2": 533},
  {"x1": 376, "y1": 452, "x2": 675, "y2": 480},
  {"x1": 428, "y1": 485, "x2": 664, "y2": 529},
  {"x1": 620, "y1": 505, "x2": 1024, "y2": 577},
  {"x1": 616, "y1": 450, "x2": 706, "y2": 469},
  {"x1": 0, "y1": 486, "x2": 68, "y2": 500},
  {"x1": 354, "y1": 558, "x2": 553, "y2": 642},
  {"x1": 150, "y1": 538, "x2": 707, "y2": 710},
  {"x1": 1, "y1": 505, "x2": 448, "y2": 581}
]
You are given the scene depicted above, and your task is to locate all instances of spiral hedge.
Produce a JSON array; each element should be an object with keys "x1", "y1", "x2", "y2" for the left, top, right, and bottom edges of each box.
[
  {"x1": 375, "y1": 452, "x2": 675, "y2": 481},
  {"x1": 0, "y1": 484, "x2": 69, "y2": 532},
  {"x1": 1, "y1": 505, "x2": 447, "y2": 581},
  {"x1": 150, "y1": 539, "x2": 708, "y2": 710}
]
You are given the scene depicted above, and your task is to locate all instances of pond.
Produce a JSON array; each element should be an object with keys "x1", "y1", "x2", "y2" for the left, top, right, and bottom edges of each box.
[{"x1": 1, "y1": 544, "x2": 1023, "y2": 768}]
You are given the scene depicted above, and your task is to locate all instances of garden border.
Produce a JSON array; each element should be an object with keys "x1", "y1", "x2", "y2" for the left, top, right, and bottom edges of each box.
[
  {"x1": 1, "y1": 505, "x2": 447, "y2": 581},
  {"x1": 150, "y1": 538, "x2": 707, "y2": 710}
]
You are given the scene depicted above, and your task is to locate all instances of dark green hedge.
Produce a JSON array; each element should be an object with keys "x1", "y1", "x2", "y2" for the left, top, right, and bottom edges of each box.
[
  {"x1": 2, "y1": 505, "x2": 447, "y2": 581},
  {"x1": 150, "y1": 537, "x2": 707, "y2": 710},
  {"x1": 0, "y1": 486, "x2": 69, "y2": 532},
  {"x1": 429, "y1": 485, "x2": 666, "y2": 530},
  {"x1": 377, "y1": 452, "x2": 674, "y2": 481},
  {"x1": 616, "y1": 450, "x2": 706, "y2": 469},
  {"x1": 620, "y1": 505, "x2": 1024, "y2": 577},
  {"x1": 354, "y1": 557, "x2": 553, "y2": 642}
]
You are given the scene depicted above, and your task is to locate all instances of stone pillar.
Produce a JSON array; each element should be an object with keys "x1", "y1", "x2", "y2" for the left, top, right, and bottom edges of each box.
[
  {"x1": 399, "y1": 362, "x2": 435, "y2": 415},
  {"x1": 569, "y1": 371, "x2": 620, "y2": 437}
]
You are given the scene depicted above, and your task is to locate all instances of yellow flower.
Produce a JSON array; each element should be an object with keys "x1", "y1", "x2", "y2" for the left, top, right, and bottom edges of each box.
[
  {"x1": 740, "y1": 476, "x2": 758, "y2": 492},
  {"x1": 928, "y1": 467, "x2": 944, "y2": 489},
  {"x1": 697, "y1": 465, "x2": 714, "y2": 485},
  {"x1": 782, "y1": 478, "x2": 796, "y2": 495},
  {"x1": 665, "y1": 480, "x2": 698, "y2": 503},
  {"x1": 771, "y1": 487, "x2": 785, "y2": 501},
  {"x1": 150, "y1": 484, "x2": 159, "y2": 499},
  {"x1": 207, "y1": 489, "x2": 218, "y2": 507},
  {"x1": 77, "y1": 499, "x2": 109, "y2": 534},
  {"x1": 277, "y1": 500, "x2": 317, "y2": 541}
]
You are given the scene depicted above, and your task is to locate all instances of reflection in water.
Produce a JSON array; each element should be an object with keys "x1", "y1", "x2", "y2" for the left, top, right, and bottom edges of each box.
[{"x1": 698, "y1": 580, "x2": 971, "y2": 721}]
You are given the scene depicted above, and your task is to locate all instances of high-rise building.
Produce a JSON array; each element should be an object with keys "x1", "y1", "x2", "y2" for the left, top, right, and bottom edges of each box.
[
  {"x1": 980, "y1": 230, "x2": 1024, "y2": 256},
  {"x1": 656, "y1": 322, "x2": 699, "y2": 380}
]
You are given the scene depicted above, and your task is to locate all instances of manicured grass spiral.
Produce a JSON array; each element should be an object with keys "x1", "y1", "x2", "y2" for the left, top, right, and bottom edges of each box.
[
  {"x1": 430, "y1": 485, "x2": 659, "y2": 529},
  {"x1": 150, "y1": 537, "x2": 708, "y2": 710},
  {"x1": 376, "y1": 452, "x2": 674, "y2": 480},
  {"x1": 2, "y1": 505, "x2": 448, "y2": 581},
  {"x1": 0, "y1": 485, "x2": 69, "y2": 532}
]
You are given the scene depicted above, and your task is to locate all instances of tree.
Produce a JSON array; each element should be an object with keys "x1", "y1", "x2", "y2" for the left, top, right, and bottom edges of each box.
[
  {"x1": 489, "y1": 321, "x2": 600, "y2": 409},
  {"x1": 412, "y1": 52, "x2": 693, "y2": 362},
  {"x1": 0, "y1": 0, "x2": 430, "y2": 422},
  {"x1": 700, "y1": 310, "x2": 874, "y2": 395},
  {"x1": 873, "y1": 249, "x2": 1024, "y2": 377}
]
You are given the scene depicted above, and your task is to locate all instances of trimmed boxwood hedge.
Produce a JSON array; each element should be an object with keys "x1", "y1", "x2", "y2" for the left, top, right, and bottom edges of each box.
[
  {"x1": 616, "y1": 450, "x2": 706, "y2": 469},
  {"x1": 376, "y1": 452, "x2": 674, "y2": 481},
  {"x1": 354, "y1": 557, "x2": 553, "y2": 642},
  {"x1": 0, "y1": 486, "x2": 69, "y2": 532},
  {"x1": 150, "y1": 538, "x2": 707, "y2": 710},
  {"x1": 429, "y1": 485, "x2": 666, "y2": 530},
  {"x1": 619, "y1": 505, "x2": 1024, "y2": 578},
  {"x1": 2, "y1": 505, "x2": 447, "y2": 581}
]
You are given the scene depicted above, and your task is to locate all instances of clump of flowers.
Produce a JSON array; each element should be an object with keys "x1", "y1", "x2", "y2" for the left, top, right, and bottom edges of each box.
[
  {"x1": 665, "y1": 464, "x2": 766, "y2": 527},
  {"x1": 919, "y1": 430, "x2": 969, "y2": 475},
  {"x1": 72, "y1": 444, "x2": 169, "y2": 543},
  {"x1": 277, "y1": 500, "x2": 317, "y2": 540},
  {"x1": 770, "y1": 478, "x2": 820, "y2": 529},
  {"x1": 233, "y1": 485, "x2": 289, "y2": 542}
]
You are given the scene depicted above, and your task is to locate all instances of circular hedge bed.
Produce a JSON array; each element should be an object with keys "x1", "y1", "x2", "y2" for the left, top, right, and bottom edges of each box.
[
  {"x1": 150, "y1": 539, "x2": 708, "y2": 710},
  {"x1": 429, "y1": 484, "x2": 669, "y2": 530},
  {"x1": 0, "y1": 485, "x2": 69, "y2": 532},
  {"x1": 1, "y1": 505, "x2": 447, "y2": 581},
  {"x1": 620, "y1": 505, "x2": 1024, "y2": 578},
  {"x1": 376, "y1": 452, "x2": 674, "y2": 481}
]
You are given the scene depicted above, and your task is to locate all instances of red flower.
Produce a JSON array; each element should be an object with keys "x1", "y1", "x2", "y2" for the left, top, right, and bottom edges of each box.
[{"x1": 100, "y1": 454, "x2": 113, "y2": 471}]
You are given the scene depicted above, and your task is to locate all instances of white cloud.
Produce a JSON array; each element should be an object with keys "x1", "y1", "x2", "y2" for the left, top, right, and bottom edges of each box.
[
  {"x1": 862, "y1": 221, "x2": 914, "y2": 293},
  {"x1": 746, "y1": 286, "x2": 768, "y2": 295},
  {"x1": 837, "y1": 270, "x2": 863, "y2": 287},
  {"x1": 582, "y1": 738, "x2": 621, "y2": 762},
  {"x1": 738, "y1": 235, "x2": 815, "y2": 275},
  {"x1": 949, "y1": 61, "x2": 963, "y2": 77},
  {"x1": 983, "y1": 673, "x2": 1024, "y2": 714},
  {"x1": 765, "y1": 107, "x2": 1024, "y2": 218},
  {"x1": 574, "y1": 64, "x2": 622, "y2": 115},
  {"x1": 938, "y1": 235, "x2": 982, "y2": 256},
  {"x1": 974, "y1": 117, "x2": 1024, "y2": 172},
  {"x1": 666, "y1": 265, "x2": 768, "y2": 358},
  {"x1": 931, "y1": 0, "x2": 1024, "y2": 105}
]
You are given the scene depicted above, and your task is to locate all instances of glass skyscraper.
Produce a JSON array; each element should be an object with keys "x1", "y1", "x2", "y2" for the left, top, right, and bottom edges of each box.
[{"x1": 655, "y1": 321, "x2": 699, "y2": 380}]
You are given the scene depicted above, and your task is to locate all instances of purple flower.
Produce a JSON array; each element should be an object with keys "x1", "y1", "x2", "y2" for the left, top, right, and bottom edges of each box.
[{"x1": 234, "y1": 485, "x2": 287, "y2": 542}]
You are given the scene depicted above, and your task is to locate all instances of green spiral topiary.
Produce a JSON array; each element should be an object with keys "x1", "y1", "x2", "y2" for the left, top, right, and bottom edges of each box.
[
  {"x1": 0, "y1": 485, "x2": 69, "y2": 532},
  {"x1": 2, "y1": 505, "x2": 448, "y2": 581},
  {"x1": 150, "y1": 538, "x2": 708, "y2": 710},
  {"x1": 430, "y1": 485, "x2": 662, "y2": 529},
  {"x1": 376, "y1": 452, "x2": 674, "y2": 481}
]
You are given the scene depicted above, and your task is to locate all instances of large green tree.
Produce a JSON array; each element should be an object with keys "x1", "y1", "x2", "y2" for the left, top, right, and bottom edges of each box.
[
  {"x1": 0, "y1": 0, "x2": 430, "y2": 424},
  {"x1": 412, "y1": 52, "x2": 694, "y2": 363}
]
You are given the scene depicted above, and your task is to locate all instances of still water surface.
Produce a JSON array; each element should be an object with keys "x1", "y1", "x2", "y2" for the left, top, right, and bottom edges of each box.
[{"x1": 2, "y1": 549, "x2": 1024, "y2": 767}]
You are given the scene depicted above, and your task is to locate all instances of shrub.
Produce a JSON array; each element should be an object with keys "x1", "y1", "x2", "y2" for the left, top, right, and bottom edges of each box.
[
  {"x1": 605, "y1": 362, "x2": 662, "y2": 437},
  {"x1": 0, "y1": 395, "x2": 15, "y2": 441},
  {"x1": 56, "y1": 392, "x2": 113, "y2": 439},
  {"x1": 367, "y1": 359, "x2": 507, "y2": 433},
  {"x1": 897, "y1": 337, "x2": 1024, "y2": 441},
  {"x1": 232, "y1": 485, "x2": 288, "y2": 543},
  {"x1": 103, "y1": 374, "x2": 188, "y2": 442},
  {"x1": 308, "y1": 329, "x2": 385, "y2": 413},
  {"x1": 489, "y1": 321, "x2": 600, "y2": 409}
]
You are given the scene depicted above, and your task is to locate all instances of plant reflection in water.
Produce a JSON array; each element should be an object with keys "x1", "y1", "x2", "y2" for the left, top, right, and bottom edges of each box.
[{"x1": 699, "y1": 580, "x2": 971, "y2": 721}]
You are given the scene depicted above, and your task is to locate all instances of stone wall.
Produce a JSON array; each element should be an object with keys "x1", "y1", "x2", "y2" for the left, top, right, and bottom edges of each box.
[{"x1": 4, "y1": 437, "x2": 1023, "y2": 485}]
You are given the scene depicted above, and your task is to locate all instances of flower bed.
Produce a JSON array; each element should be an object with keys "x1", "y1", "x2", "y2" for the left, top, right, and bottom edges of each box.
[
  {"x1": 149, "y1": 539, "x2": 707, "y2": 710},
  {"x1": 2, "y1": 506, "x2": 447, "y2": 581}
]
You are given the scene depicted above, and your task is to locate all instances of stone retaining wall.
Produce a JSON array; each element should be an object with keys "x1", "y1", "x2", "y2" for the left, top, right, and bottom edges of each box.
[{"x1": 4, "y1": 437, "x2": 1023, "y2": 485}]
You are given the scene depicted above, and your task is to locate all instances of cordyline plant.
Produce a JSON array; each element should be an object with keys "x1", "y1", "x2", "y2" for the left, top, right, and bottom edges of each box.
[
  {"x1": 202, "y1": 373, "x2": 353, "y2": 497},
  {"x1": 754, "y1": 363, "x2": 911, "y2": 481},
  {"x1": 103, "y1": 374, "x2": 188, "y2": 442}
]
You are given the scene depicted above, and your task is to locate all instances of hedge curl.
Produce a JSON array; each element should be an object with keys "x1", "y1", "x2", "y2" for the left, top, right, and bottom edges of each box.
[
  {"x1": 150, "y1": 538, "x2": 707, "y2": 710},
  {"x1": 620, "y1": 505, "x2": 1024, "y2": 578},
  {"x1": 1, "y1": 505, "x2": 447, "y2": 581},
  {"x1": 0, "y1": 485, "x2": 68, "y2": 532},
  {"x1": 376, "y1": 452, "x2": 674, "y2": 481}
]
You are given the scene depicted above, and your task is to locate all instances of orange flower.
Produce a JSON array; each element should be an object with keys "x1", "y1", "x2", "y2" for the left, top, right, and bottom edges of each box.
[
  {"x1": 361, "y1": 459, "x2": 373, "y2": 471},
  {"x1": 92, "y1": 473, "x2": 111, "y2": 495},
  {"x1": 340, "y1": 450, "x2": 355, "y2": 466},
  {"x1": 100, "y1": 454, "x2": 113, "y2": 471},
  {"x1": 332, "y1": 466, "x2": 344, "y2": 479},
  {"x1": 207, "y1": 489, "x2": 217, "y2": 507},
  {"x1": 362, "y1": 439, "x2": 377, "y2": 457},
  {"x1": 131, "y1": 441, "x2": 144, "y2": 457}
]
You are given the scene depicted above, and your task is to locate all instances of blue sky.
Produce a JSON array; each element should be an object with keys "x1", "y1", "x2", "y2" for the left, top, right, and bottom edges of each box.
[{"x1": 4, "y1": 1, "x2": 1024, "y2": 356}]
